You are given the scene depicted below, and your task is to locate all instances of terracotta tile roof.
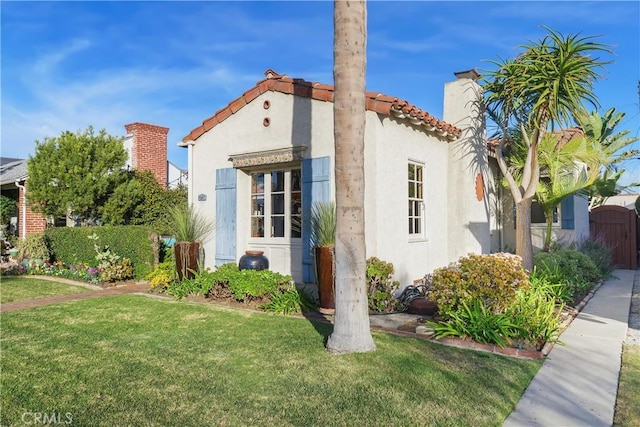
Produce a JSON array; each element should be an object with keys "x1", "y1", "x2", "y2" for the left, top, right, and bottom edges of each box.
[{"x1": 182, "y1": 69, "x2": 462, "y2": 144}]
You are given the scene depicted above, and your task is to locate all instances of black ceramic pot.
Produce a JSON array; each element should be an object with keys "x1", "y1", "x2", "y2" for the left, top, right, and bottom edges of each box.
[{"x1": 239, "y1": 250, "x2": 269, "y2": 271}]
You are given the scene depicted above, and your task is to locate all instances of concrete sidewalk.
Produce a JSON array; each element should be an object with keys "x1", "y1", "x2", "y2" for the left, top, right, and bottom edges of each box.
[{"x1": 503, "y1": 269, "x2": 636, "y2": 427}]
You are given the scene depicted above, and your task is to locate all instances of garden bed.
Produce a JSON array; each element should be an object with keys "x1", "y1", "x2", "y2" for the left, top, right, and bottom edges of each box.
[{"x1": 377, "y1": 279, "x2": 604, "y2": 359}]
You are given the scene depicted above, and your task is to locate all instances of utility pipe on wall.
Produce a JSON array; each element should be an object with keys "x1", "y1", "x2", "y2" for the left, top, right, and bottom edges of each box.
[{"x1": 14, "y1": 180, "x2": 27, "y2": 240}]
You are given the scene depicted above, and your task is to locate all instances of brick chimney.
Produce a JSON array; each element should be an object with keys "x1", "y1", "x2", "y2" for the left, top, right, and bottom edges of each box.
[{"x1": 124, "y1": 122, "x2": 169, "y2": 188}]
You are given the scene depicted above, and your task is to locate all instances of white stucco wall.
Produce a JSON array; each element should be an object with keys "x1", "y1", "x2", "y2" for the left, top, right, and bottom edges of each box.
[
  {"x1": 603, "y1": 194, "x2": 639, "y2": 210},
  {"x1": 167, "y1": 161, "x2": 187, "y2": 189},
  {"x1": 364, "y1": 113, "x2": 452, "y2": 286},
  {"x1": 188, "y1": 80, "x2": 489, "y2": 287},
  {"x1": 443, "y1": 77, "x2": 491, "y2": 261}
]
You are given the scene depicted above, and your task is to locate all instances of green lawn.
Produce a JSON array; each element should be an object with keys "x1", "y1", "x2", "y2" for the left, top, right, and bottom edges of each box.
[
  {"x1": 1, "y1": 294, "x2": 541, "y2": 426},
  {"x1": 0, "y1": 277, "x2": 92, "y2": 304},
  {"x1": 614, "y1": 344, "x2": 640, "y2": 426}
]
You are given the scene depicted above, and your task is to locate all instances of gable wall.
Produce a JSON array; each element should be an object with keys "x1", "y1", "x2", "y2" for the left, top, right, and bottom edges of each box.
[
  {"x1": 365, "y1": 113, "x2": 451, "y2": 285},
  {"x1": 189, "y1": 89, "x2": 477, "y2": 286}
]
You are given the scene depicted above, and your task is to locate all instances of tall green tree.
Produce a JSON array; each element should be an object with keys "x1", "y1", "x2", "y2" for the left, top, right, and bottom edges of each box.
[
  {"x1": 326, "y1": 0, "x2": 375, "y2": 354},
  {"x1": 102, "y1": 170, "x2": 187, "y2": 234},
  {"x1": 509, "y1": 129, "x2": 606, "y2": 250},
  {"x1": 483, "y1": 28, "x2": 611, "y2": 270},
  {"x1": 578, "y1": 108, "x2": 640, "y2": 208},
  {"x1": 26, "y1": 126, "x2": 128, "y2": 224}
]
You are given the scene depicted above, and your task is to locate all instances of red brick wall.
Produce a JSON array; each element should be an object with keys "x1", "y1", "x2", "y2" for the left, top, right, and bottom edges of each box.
[
  {"x1": 18, "y1": 184, "x2": 47, "y2": 238},
  {"x1": 124, "y1": 122, "x2": 169, "y2": 188}
]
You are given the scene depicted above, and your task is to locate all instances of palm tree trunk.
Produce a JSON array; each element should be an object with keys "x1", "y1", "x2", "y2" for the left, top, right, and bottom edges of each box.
[
  {"x1": 543, "y1": 208, "x2": 553, "y2": 252},
  {"x1": 515, "y1": 198, "x2": 534, "y2": 271},
  {"x1": 326, "y1": 0, "x2": 375, "y2": 354}
]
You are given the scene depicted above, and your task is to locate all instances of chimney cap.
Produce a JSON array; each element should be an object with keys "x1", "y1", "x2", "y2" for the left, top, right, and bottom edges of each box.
[{"x1": 453, "y1": 69, "x2": 480, "y2": 81}]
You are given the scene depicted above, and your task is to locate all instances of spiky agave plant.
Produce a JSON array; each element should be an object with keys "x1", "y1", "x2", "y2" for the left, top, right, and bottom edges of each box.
[
  {"x1": 169, "y1": 204, "x2": 216, "y2": 281},
  {"x1": 169, "y1": 204, "x2": 216, "y2": 243},
  {"x1": 310, "y1": 202, "x2": 336, "y2": 248}
]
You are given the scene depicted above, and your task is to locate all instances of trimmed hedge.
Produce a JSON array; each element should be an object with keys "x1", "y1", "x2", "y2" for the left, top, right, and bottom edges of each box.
[{"x1": 45, "y1": 226, "x2": 158, "y2": 279}]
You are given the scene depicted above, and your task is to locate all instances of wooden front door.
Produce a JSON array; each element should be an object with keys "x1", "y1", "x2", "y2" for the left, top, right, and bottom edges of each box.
[{"x1": 589, "y1": 205, "x2": 638, "y2": 270}]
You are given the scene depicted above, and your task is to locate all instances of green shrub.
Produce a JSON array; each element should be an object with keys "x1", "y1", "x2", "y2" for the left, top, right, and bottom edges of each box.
[
  {"x1": 578, "y1": 236, "x2": 614, "y2": 277},
  {"x1": 100, "y1": 259, "x2": 134, "y2": 282},
  {"x1": 0, "y1": 195, "x2": 16, "y2": 226},
  {"x1": 45, "y1": 226, "x2": 157, "y2": 279},
  {"x1": 529, "y1": 267, "x2": 574, "y2": 304},
  {"x1": 506, "y1": 283, "x2": 564, "y2": 350},
  {"x1": 427, "y1": 253, "x2": 529, "y2": 319},
  {"x1": 164, "y1": 263, "x2": 293, "y2": 302},
  {"x1": 429, "y1": 299, "x2": 518, "y2": 347},
  {"x1": 227, "y1": 269, "x2": 292, "y2": 301},
  {"x1": 17, "y1": 232, "x2": 51, "y2": 262},
  {"x1": 366, "y1": 257, "x2": 403, "y2": 313},
  {"x1": 533, "y1": 248, "x2": 601, "y2": 300},
  {"x1": 260, "y1": 284, "x2": 317, "y2": 315},
  {"x1": 146, "y1": 259, "x2": 176, "y2": 290}
]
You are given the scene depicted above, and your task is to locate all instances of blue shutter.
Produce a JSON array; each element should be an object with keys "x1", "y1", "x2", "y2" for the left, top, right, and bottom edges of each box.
[
  {"x1": 561, "y1": 195, "x2": 575, "y2": 229},
  {"x1": 302, "y1": 156, "x2": 331, "y2": 283},
  {"x1": 215, "y1": 168, "x2": 237, "y2": 266}
]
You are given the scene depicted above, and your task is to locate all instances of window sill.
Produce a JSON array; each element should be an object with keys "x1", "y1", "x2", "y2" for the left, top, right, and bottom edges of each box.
[{"x1": 409, "y1": 237, "x2": 428, "y2": 243}]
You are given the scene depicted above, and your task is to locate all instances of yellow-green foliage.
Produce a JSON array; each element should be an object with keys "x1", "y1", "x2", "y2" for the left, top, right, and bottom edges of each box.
[
  {"x1": 100, "y1": 259, "x2": 134, "y2": 282},
  {"x1": 146, "y1": 260, "x2": 175, "y2": 289},
  {"x1": 428, "y1": 253, "x2": 529, "y2": 318}
]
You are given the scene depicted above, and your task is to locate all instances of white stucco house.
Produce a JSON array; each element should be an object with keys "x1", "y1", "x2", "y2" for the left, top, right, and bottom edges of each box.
[{"x1": 180, "y1": 68, "x2": 587, "y2": 286}]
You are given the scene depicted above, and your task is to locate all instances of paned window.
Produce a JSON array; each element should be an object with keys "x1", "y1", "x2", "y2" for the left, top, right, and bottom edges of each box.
[
  {"x1": 408, "y1": 162, "x2": 424, "y2": 236},
  {"x1": 251, "y1": 168, "x2": 302, "y2": 239}
]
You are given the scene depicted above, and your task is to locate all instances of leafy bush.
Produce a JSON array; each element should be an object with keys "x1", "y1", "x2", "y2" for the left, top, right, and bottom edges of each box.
[
  {"x1": 533, "y1": 248, "x2": 601, "y2": 301},
  {"x1": 260, "y1": 284, "x2": 317, "y2": 315},
  {"x1": 0, "y1": 195, "x2": 16, "y2": 226},
  {"x1": 429, "y1": 299, "x2": 518, "y2": 347},
  {"x1": 18, "y1": 232, "x2": 51, "y2": 262},
  {"x1": 427, "y1": 253, "x2": 529, "y2": 319},
  {"x1": 578, "y1": 236, "x2": 614, "y2": 277},
  {"x1": 529, "y1": 267, "x2": 574, "y2": 304},
  {"x1": 146, "y1": 259, "x2": 176, "y2": 289},
  {"x1": 366, "y1": 257, "x2": 403, "y2": 313},
  {"x1": 102, "y1": 170, "x2": 188, "y2": 235},
  {"x1": 162, "y1": 262, "x2": 316, "y2": 316},
  {"x1": 227, "y1": 269, "x2": 292, "y2": 301},
  {"x1": 45, "y1": 226, "x2": 157, "y2": 279},
  {"x1": 506, "y1": 282, "x2": 564, "y2": 350},
  {"x1": 100, "y1": 259, "x2": 134, "y2": 282}
]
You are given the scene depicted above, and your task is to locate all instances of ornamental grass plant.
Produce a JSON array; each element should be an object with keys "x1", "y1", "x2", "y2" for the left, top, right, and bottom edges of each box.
[{"x1": 168, "y1": 204, "x2": 216, "y2": 243}]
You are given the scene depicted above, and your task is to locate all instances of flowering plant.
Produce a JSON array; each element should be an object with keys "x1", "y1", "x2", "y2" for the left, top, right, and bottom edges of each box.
[{"x1": 27, "y1": 261, "x2": 103, "y2": 285}]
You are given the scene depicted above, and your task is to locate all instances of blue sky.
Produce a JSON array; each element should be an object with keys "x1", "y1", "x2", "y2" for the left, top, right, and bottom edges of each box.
[{"x1": 2, "y1": 1, "x2": 639, "y2": 184}]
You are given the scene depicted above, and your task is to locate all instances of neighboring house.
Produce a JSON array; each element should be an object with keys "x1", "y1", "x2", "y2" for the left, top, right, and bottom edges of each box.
[
  {"x1": 2, "y1": 121, "x2": 187, "y2": 239},
  {"x1": 0, "y1": 157, "x2": 47, "y2": 239},
  {"x1": 602, "y1": 193, "x2": 639, "y2": 210},
  {"x1": 487, "y1": 128, "x2": 590, "y2": 253},
  {"x1": 181, "y1": 68, "x2": 495, "y2": 286},
  {"x1": 123, "y1": 122, "x2": 187, "y2": 189}
]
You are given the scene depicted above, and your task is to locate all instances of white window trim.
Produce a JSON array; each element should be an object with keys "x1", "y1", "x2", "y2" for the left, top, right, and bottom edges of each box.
[
  {"x1": 249, "y1": 167, "x2": 302, "y2": 243},
  {"x1": 408, "y1": 160, "x2": 427, "y2": 242}
]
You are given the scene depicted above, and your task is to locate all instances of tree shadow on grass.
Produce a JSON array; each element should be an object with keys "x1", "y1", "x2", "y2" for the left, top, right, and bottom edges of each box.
[{"x1": 300, "y1": 310, "x2": 333, "y2": 345}]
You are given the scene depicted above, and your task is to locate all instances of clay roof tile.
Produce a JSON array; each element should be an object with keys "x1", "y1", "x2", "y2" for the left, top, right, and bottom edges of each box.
[{"x1": 183, "y1": 68, "x2": 462, "y2": 142}]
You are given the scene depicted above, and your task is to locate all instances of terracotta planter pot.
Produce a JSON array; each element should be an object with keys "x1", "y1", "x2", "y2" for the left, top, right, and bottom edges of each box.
[
  {"x1": 315, "y1": 246, "x2": 335, "y2": 312},
  {"x1": 407, "y1": 297, "x2": 438, "y2": 316},
  {"x1": 174, "y1": 241, "x2": 201, "y2": 281}
]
